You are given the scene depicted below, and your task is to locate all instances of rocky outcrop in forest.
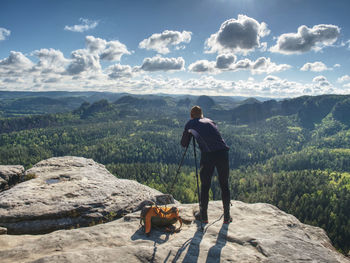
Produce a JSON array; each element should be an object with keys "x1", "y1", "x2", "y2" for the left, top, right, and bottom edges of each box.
[{"x1": 0, "y1": 157, "x2": 349, "y2": 263}]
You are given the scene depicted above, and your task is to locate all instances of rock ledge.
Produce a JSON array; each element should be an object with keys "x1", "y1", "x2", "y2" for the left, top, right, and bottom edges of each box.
[
  {"x1": 0, "y1": 201, "x2": 348, "y2": 263},
  {"x1": 0, "y1": 157, "x2": 173, "y2": 234}
]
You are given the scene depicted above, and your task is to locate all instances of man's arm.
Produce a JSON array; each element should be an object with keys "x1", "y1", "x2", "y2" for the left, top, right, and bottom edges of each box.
[{"x1": 181, "y1": 128, "x2": 191, "y2": 147}]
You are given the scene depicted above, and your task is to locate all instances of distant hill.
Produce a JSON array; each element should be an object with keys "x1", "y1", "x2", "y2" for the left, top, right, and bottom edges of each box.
[
  {"x1": 196, "y1": 95, "x2": 215, "y2": 109},
  {"x1": 230, "y1": 94, "x2": 350, "y2": 127},
  {"x1": 176, "y1": 97, "x2": 192, "y2": 107},
  {"x1": 4, "y1": 96, "x2": 86, "y2": 114},
  {"x1": 114, "y1": 95, "x2": 168, "y2": 108},
  {"x1": 238, "y1": 97, "x2": 261, "y2": 105},
  {"x1": 2, "y1": 91, "x2": 350, "y2": 129},
  {"x1": 1, "y1": 91, "x2": 272, "y2": 117},
  {"x1": 332, "y1": 98, "x2": 350, "y2": 125},
  {"x1": 0, "y1": 91, "x2": 127, "y2": 117}
]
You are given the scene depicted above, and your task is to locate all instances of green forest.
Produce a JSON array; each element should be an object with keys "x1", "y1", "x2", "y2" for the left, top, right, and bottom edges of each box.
[{"x1": 0, "y1": 92, "x2": 349, "y2": 254}]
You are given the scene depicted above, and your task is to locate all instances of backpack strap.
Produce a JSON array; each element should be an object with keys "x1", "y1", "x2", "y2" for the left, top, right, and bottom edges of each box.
[
  {"x1": 165, "y1": 216, "x2": 182, "y2": 233},
  {"x1": 158, "y1": 206, "x2": 178, "y2": 215},
  {"x1": 144, "y1": 207, "x2": 159, "y2": 234},
  {"x1": 175, "y1": 216, "x2": 183, "y2": 233}
]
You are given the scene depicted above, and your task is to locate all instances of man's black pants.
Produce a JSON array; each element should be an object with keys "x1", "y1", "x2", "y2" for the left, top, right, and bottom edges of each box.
[{"x1": 200, "y1": 149, "x2": 230, "y2": 212}]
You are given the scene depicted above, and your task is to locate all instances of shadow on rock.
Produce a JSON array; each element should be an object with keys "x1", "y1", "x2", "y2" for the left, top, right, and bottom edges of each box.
[
  {"x1": 131, "y1": 226, "x2": 172, "y2": 263},
  {"x1": 131, "y1": 227, "x2": 171, "y2": 244},
  {"x1": 206, "y1": 223, "x2": 229, "y2": 263},
  {"x1": 172, "y1": 221, "x2": 204, "y2": 263},
  {"x1": 172, "y1": 215, "x2": 226, "y2": 263}
]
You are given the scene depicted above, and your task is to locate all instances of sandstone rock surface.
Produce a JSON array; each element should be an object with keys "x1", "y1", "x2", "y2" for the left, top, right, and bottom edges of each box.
[
  {"x1": 0, "y1": 157, "x2": 173, "y2": 234},
  {"x1": 0, "y1": 165, "x2": 24, "y2": 192},
  {"x1": 0, "y1": 201, "x2": 348, "y2": 263}
]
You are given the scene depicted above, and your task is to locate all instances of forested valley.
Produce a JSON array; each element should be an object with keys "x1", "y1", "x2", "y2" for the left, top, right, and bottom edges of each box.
[{"x1": 0, "y1": 92, "x2": 349, "y2": 254}]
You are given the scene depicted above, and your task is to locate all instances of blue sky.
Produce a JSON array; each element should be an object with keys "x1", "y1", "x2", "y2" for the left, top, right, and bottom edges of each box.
[{"x1": 1, "y1": 0, "x2": 350, "y2": 97}]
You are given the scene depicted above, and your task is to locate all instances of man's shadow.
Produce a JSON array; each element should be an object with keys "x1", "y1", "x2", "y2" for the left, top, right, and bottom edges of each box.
[
  {"x1": 173, "y1": 216, "x2": 228, "y2": 263},
  {"x1": 131, "y1": 219, "x2": 229, "y2": 263},
  {"x1": 205, "y1": 223, "x2": 229, "y2": 263},
  {"x1": 172, "y1": 221, "x2": 204, "y2": 262}
]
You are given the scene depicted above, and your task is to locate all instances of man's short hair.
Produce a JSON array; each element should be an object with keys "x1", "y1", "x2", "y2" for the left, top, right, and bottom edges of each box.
[{"x1": 190, "y1": 106, "x2": 203, "y2": 119}]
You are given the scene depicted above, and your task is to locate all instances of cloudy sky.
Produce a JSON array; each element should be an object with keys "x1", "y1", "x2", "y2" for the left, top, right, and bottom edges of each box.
[{"x1": 1, "y1": 0, "x2": 350, "y2": 98}]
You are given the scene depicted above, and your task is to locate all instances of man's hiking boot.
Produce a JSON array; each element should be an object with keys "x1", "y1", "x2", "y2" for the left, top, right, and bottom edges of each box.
[
  {"x1": 223, "y1": 216, "x2": 232, "y2": 224},
  {"x1": 194, "y1": 211, "x2": 208, "y2": 224},
  {"x1": 195, "y1": 209, "x2": 208, "y2": 223},
  {"x1": 224, "y1": 207, "x2": 232, "y2": 224},
  {"x1": 200, "y1": 208, "x2": 208, "y2": 224}
]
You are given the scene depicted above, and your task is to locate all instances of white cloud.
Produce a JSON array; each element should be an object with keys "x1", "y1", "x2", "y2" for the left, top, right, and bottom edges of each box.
[
  {"x1": 0, "y1": 51, "x2": 34, "y2": 70},
  {"x1": 0, "y1": 51, "x2": 69, "y2": 88},
  {"x1": 106, "y1": 64, "x2": 134, "y2": 79},
  {"x1": 32, "y1": 48, "x2": 69, "y2": 73},
  {"x1": 264, "y1": 75, "x2": 281, "y2": 82},
  {"x1": 300, "y1": 61, "x2": 330, "y2": 72},
  {"x1": 333, "y1": 64, "x2": 341, "y2": 68},
  {"x1": 271, "y1": 24, "x2": 340, "y2": 54},
  {"x1": 0, "y1": 27, "x2": 10, "y2": 41},
  {"x1": 64, "y1": 36, "x2": 130, "y2": 75},
  {"x1": 66, "y1": 49, "x2": 101, "y2": 75},
  {"x1": 100, "y1": 40, "x2": 130, "y2": 61},
  {"x1": 233, "y1": 57, "x2": 291, "y2": 74},
  {"x1": 43, "y1": 77, "x2": 61, "y2": 83},
  {"x1": 216, "y1": 54, "x2": 236, "y2": 69},
  {"x1": 3, "y1": 77, "x2": 26, "y2": 84},
  {"x1": 140, "y1": 56, "x2": 185, "y2": 71},
  {"x1": 126, "y1": 74, "x2": 335, "y2": 97},
  {"x1": 232, "y1": 58, "x2": 251, "y2": 70},
  {"x1": 64, "y1": 18, "x2": 98, "y2": 33},
  {"x1": 85, "y1": 36, "x2": 130, "y2": 61},
  {"x1": 337, "y1": 75, "x2": 350, "y2": 83},
  {"x1": 312, "y1": 75, "x2": 331, "y2": 88},
  {"x1": 1, "y1": 61, "x2": 346, "y2": 97},
  {"x1": 188, "y1": 60, "x2": 216, "y2": 73},
  {"x1": 139, "y1": 30, "x2": 192, "y2": 54},
  {"x1": 313, "y1": 75, "x2": 327, "y2": 82},
  {"x1": 175, "y1": 45, "x2": 186, "y2": 51},
  {"x1": 85, "y1": 35, "x2": 106, "y2": 53},
  {"x1": 250, "y1": 57, "x2": 291, "y2": 74},
  {"x1": 311, "y1": 76, "x2": 333, "y2": 93},
  {"x1": 259, "y1": 42, "x2": 268, "y2": 52},
  {"x1": 205, "y1": 15, "x2": 269, "y2": 54},
  {"x1": 259, "y1": 22, "x2": 271, "y2": 37},
  {"x1": 345, "y1": 40, "x2": 350, "y2": 49},
  {"x1": 188, "y1": 56, "x2": 291, "y2": 75}
]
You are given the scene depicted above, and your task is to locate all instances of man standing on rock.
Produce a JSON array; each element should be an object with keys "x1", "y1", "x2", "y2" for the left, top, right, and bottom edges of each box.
[{"x1": 181, "y1": 105, "x2": 232, "y2": 224}]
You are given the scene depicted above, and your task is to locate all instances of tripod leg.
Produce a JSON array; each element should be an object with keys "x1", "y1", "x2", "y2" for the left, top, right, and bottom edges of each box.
[
  {"x1": 169, "y1": 143, "x2": 189, "y2": 193},
  {"x1": 192, "y1": 137, "x2": 203, "y2": 231}
]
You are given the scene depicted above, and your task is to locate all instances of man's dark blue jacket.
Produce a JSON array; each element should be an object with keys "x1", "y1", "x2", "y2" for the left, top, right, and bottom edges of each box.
[{"x1": 181, "y1": 118, "x2": 229, "y2": 152}]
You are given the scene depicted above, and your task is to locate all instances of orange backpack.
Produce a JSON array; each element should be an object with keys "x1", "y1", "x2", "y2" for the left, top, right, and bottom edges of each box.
[{"x1": 140, "y1": 205, "x2": 182, "y2": 235}]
